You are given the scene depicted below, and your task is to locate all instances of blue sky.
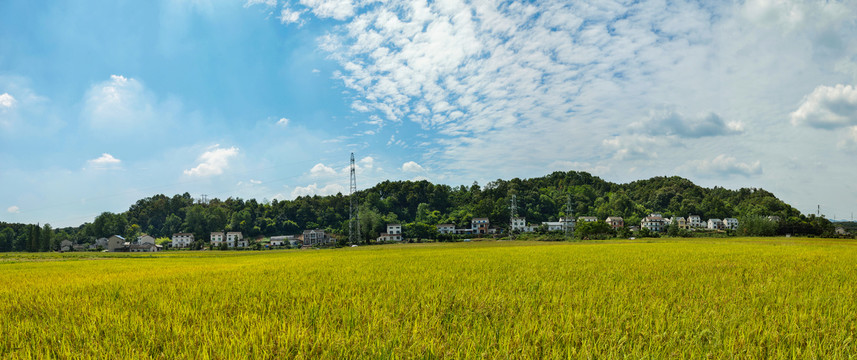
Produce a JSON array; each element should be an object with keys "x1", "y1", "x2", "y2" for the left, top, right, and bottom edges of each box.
[{"x1": 2, "y1": 0, "x2": 857, "y2": 227}]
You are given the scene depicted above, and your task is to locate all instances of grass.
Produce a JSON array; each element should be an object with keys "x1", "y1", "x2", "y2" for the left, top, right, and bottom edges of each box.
[{"x1": 1, "y1": 238, "x2": 856, "y2": 358}]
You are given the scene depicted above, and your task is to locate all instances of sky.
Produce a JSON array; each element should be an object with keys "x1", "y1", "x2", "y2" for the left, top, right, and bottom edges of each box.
[{"x1": 1, "y1": 0, "x2": 857, "y2": 227}]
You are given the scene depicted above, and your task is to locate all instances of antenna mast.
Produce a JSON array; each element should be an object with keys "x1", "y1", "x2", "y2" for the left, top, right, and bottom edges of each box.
[{"x1": 349, "y1": 153, "x2": 360, "y2": 244}]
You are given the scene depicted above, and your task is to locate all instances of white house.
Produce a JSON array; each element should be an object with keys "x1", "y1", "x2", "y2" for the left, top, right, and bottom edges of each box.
[
  {"x1": 578, "y1": 216, "x2": 598, "y2": 223},
  {"x1": 270, "y1": 235, "x2": 296, "y2": 246},
  {"x1": 511, "y1": 217, "x2": 531, "y2": 232},
  {"x1": 210, "y1": 232, "x2": 225, "y2": 247},
  {"x1": 641, "y1": 214, "x2": 666, "y2": 232},
  {"x1": 707, "y1": 219, "x2": 724, "y2": 230},
  {"x1": 226, "y1": 232, "x2": 246, "y2": 248},
  {"x1": 542, "y1": 218, "x2": 575, "y2": 232},
  {"x1": 687, "y1": 215, "x2": 703, "y2": 228},
  {"x1": 436, "y1": 224, "x2": 455, "y2": 234},
  {"x1": 129, "y1": 243, "x2": 161, "y2": 252},
  {"x1": 172, "y1": 233, "x2": 194, "y2": 248},
  {"x1": 723, "y1": 218, "x2": 739, "y2": 230},
  {"x1": 377, "y1": 224, "x2": 403, "y2": 242}
]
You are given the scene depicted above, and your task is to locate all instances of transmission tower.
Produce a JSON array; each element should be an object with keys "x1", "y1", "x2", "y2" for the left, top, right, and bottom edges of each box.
[
  {"x1": 349, "y1": 153, "x2": 361, "y2": 244},
  {"x1": 564, "y1": 194, "x2": 573, "y2": 238},
  {"x1": 509, "y1": 194, "x2": 518, "y2": 240}
]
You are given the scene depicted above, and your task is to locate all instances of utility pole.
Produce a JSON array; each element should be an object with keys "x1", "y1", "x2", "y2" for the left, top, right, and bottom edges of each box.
[
  {"x1": 349, "y1": 153, "x2": 361, "y2": 244},
  {"x1": 817, "y1": 205, "x2": 821, "y2": 217},
  {"x1": 510, "y1": 194, "x2": 517, "y2": 240}
]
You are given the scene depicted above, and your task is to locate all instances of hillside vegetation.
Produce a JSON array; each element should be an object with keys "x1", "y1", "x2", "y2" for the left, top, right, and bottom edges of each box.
[{"x1": 0, "y1": 171, "x2": 836, "y2": 251}]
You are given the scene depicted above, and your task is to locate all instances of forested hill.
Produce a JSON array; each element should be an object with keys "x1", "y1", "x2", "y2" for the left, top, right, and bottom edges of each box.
[{"x1": 0, "y1": 171, "x2": 825, "y2": 250}]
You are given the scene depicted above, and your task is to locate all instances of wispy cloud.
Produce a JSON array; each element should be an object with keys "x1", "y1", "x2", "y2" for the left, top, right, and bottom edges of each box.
[{"x1": 7, "y1": 205, "x2": 20, "y2": 214}]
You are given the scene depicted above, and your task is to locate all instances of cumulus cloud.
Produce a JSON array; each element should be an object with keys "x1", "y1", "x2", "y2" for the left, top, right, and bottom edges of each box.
[
  {"x1": 87, "y1": 153, "x2": 122, "y2": 169},
  {"x1": 838, "y1": 126, "x2": 857, "y2": 150},
  {"x1": 634, "y1": 109, "x2": 744, "y2": 138},
  {"x1": 401, "y1": 161, "x2": 424, "y2": 173},
  {"x1": 790, "y1": 84, "x2": 857, "y2": 129},
  {"x1": 0, "y1": 93, "x2": 16, "y2": 108},
  {"x1": 279, "y1": 5, "x2": 303, "y2": 24},
  {"x1": 183, "y1": 146, "x2": 239, "y2": 177},
  {"x1": 291, "y1": 183, "x2": 346, "y2": 197},
  {"x1": 310, "y1": 163, "x2": 337, "y2": 177},
  {"x1": 7, "y1": 205, "x2": 20, "y2": 214},
  {"x1": 277, "y1": 117, "x2": 290, "y2": 126},
  {"x1": 686, "y1": 154, "x2": 762, "y2": 177}
]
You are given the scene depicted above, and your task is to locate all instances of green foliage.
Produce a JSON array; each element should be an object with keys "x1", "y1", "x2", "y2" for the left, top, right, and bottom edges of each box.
[{"x1": 574, "y1": 221, "x2": 612, "y2": 239}]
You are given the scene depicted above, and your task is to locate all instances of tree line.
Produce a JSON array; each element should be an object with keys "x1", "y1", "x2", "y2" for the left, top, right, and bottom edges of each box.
[{"x1": 0, "y1": 171, "x2": 837, "y2": 251}]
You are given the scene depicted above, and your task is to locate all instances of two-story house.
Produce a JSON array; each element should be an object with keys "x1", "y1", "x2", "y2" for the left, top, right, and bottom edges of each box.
[
  {"x1": 605, "y1": 216, "x2": 624, "y2": 229},
  {"x1": 172, "y1": 233, "x2": 194, "y2": 248},
  {"x1": 472, "y1": 218, "x2": 490, "y2": 234}
]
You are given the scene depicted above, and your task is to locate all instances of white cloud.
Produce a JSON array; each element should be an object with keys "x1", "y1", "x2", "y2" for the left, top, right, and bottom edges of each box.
[
  {"x1": 299, "y1": 0, "x2": 354, "y2": 20},
  {"x1": 790, "y1": 84, "x2": 857, "y2": 129},
  {"x1": 183, "y1": 146, "x2": 239, "y2": 177},
  {"x1": 401, "y1": 161, "x2": 425, "y2": 173},
  {"x1": 250, "y1": 179, "x2": 262, "y2": 184},
  {"x1": 277, "y1": 117, "x2": 290, "y2": 126},
  {"x1": 7, "y1": 205, "x2": 20, "y2": 214},
  {"x1": 838, "y1": 126, "x2": 857, "y2": 150},
  {"x1": 312, "y1": 68, "x2": 321, "y2": 73},
  {"x1": 0, "y1": 93, "x2": 16, "y2": 108},
  {"x1": 279, "y1": 6, "x2": 302, "y2": 24},
  {"x1": 310, "y1": 163, "x2": 337, "y2": 177},
  {"x1": 87, "y1": 153, "x2": 122, "y2": 169},
  {"x1": 686, "y1": 154, "x2": 762, "y2": 177},
  {"x1": 291, "y1": 183, "x2": 346, "y2": 197}
]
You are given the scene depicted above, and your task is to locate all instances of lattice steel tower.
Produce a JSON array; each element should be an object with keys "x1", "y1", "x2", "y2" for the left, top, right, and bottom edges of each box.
[
  {"x1": 509, "y1": 194, "x2": 518, "y2": 240},
  {"x1": 565, "y1": 194, "x2": 573, "y2": 238},
  {"x1": 349, "y1": 153, "x2": 360, "y2": 244}
]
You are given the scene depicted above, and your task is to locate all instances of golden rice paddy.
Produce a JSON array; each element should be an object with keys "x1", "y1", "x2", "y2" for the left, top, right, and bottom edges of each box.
[{"x1": 1, "y1": 238, "x2": 855, "y2": 359}]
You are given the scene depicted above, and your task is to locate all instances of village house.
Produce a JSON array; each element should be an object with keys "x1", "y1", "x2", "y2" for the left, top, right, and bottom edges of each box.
[
  {"x1": 436, "y1": 224, "x2": 455, "y2": 234},
  {"x1": 302, "y1": 229, "x2": 332, "y2": 246},
  {"x1": 641, "y1": 214, "x2": 666, "y2": 232},
  {"x1": 472, "y1": 218, "x2": 490, "y2": 234},
  {"x1": 95, "y1": 237, "x2": 108, "y2": 249},
  {"x1": 210, "y1": 232, "x2": 225, "y2": 247},
  {"x1": 226, "y1": 232, "x2": 247, "y2": 248},
  {"x1": 671, "y1": 216, "x2": 688, "y2": 230},
  {"x1": 270, "y1": 235, "x2": 297, "y2": 246},
  {"x1": 723, "y1": 218, "x2": 739, "y2": 230},
  {"x1": 511, "y1": 217, "x2": 527, "y2": 232},
  {"x1": 578, "y1": 216, "x2": 598, "y2": 223},
  {"x1": 107, "y1": 235, "x2": 127, "y2": 252},
  {"x1": 687, "y1": 215, "x2": 703, "y2": 228},
  {"x1": 129, "y1": 243, "x2": 161, "y2": 252},
  {"x1": 377, "y1": 224, "x2": 403, "y2": 242},
  {"x1": 541, "y1": 218, "x2": 575, "y2": 232},
  {"x1": 60, "y1": 239, "x2": 73, "y2": 252},
  {"x1": 171, "y1": 233, "x2": 194, "y2": 248},
  {"x1": 707, "y1": 219, "x2": 724, "y2": 230},
  {"x1": 137, "y1": 235, "x2": 156, "y2": 245},
  {"x1": 605, "y1": 216, "x2": 624, "y2": 229}
]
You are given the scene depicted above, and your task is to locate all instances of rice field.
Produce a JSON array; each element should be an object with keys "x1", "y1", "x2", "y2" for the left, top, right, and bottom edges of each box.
[{"x1": 1, "y1": 238, "x2": 856, "y2": 359}]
